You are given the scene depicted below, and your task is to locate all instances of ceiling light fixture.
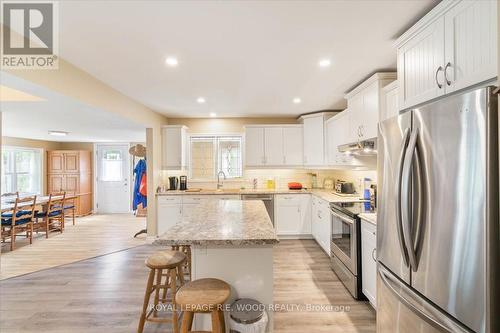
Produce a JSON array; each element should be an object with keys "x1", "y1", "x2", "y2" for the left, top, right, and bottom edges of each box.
[
  {"x1": 48, "y1": 130, "x2": 68, "y2": 137},
  {"x1": 293, "y1": 97, "x2": 302, "y2": 104},
  {"x1": 197, "y1": 97, "x2": 206, "y2": 104},
  {"x1": 209, "y1": 112, "x2": 217, "y2": 118},
  {"x1": 318, "y1": 58, "x2": 331, "y2": 68},
  {"x1": 165, "y1": 56, "x2": 178, "y2": 67}
]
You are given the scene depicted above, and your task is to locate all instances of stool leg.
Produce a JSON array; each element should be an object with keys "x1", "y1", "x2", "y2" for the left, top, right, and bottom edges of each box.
[
  {"x1": 152, "y1": 268, "x2": 162, "y2": 317},
  {"x1": 138, "y1": 269, "x2": 155, "y2": 333},
  {"x1": 177, "y1": 263, "x2": 185, "y2": 287},
  {"x1": 161, "y1": 269, "x2": 171, "y2": 303},
  {"x1": 180, "y1": 311, "x2": 193, "y2": 333},
  {"x1": 211, "y1": 310, "x2": 225, "y2": 333},
  {"x1": 170, "y1": 268, "x2": 179, "y2": 333}
]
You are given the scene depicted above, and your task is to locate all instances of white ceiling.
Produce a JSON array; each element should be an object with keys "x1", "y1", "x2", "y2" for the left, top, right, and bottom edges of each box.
[
  {"x1": 56, "y1": 0, "x2": 437, "y2": 118},
  {"x1": 1, "y1": 73, "x2": 146, "y2": 142}
]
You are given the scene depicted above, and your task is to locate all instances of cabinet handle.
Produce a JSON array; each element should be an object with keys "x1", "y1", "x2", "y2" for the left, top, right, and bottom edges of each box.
[
  {"x1": 435, "y1": 66, "x2": 444, "y2": 89},
  {"x1": 444, "y1": 62, "x2": 452, "y2": 86},
  {"x1": 371, "y1": 248, "x2": 377, "y2": 262}
]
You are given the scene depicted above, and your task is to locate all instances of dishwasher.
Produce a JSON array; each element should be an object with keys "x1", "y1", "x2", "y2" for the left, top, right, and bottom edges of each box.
[{"x1": 241, "y1": 194, "x2": 274, "y2": 225}]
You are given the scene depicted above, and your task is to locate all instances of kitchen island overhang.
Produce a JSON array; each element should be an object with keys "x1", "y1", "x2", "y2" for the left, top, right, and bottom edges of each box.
[{"x1": 154, "y1": 200, "x2": 279, "y2": 332}]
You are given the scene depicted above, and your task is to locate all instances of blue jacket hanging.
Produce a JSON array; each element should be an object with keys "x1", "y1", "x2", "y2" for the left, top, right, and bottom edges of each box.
[{"x1": 133, "y1": 159, "x2": 147, "y2": 210}]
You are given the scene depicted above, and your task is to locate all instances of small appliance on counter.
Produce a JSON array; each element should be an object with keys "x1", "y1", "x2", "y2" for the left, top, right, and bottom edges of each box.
[
  {"x1": 179, "y1": 175, "x2": 188, "y2": 190},
  {"x1": 168, "y1": 176, "x2": 179, "y2": 190},
  {"x1": 334, "y1": 180, "x2": 356, "y2": 196},
  {"x1": 288, "y1": 182, "x2": 303, "y2": 190},
  {"x1": 323, "y1": 178, "x2": 334, "y2": 190}
]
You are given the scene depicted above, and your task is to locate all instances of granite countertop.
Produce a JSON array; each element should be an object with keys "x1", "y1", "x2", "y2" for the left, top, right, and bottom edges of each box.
[
  {"x1": 359, "y1": 213, "x2": 377, "y2": 225},
  {"x1": 157, "y1": 188, "x2": 366, "y2": 203},
  {"x1": 154, "y1": 200, "x2": 279, "y2": 246}
]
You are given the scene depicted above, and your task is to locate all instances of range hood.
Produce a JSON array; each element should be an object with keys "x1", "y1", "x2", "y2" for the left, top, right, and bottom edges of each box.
[{"x1": 338, "y1": 138, "x2": 377, "y2": 156}]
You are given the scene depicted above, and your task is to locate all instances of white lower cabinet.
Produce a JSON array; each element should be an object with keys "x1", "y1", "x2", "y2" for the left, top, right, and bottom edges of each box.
[
  {"x1": 361, "y1": 219, "x2": 377, "y2": 308},
  {"x1": 275, "y1": 194, "x2": 311, "y2": 237},
  {"x1": 157, "y1": 196, "x2": 182, "y2": 235},
  {"x1": 312, "y1": 197, "x2": 330, "y2": 255}
]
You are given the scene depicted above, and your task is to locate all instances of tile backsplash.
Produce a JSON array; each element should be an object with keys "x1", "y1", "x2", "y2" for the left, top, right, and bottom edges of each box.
[{"x1": 161, "y1": 168, "x2": 376, "y2": 193}]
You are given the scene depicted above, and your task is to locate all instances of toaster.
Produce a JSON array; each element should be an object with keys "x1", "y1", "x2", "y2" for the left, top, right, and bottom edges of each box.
[{"x1": 335, "y1": 181, "x2": 355, "y2": 194}]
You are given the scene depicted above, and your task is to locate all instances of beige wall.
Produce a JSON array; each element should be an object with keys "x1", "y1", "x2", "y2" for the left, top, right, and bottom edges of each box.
[
  {"x1": 168, "y1": 117, "x2": 298, "y2": 134},
  {"x1": 2, "y1": 137, "x2": 94, "y2": 195}
]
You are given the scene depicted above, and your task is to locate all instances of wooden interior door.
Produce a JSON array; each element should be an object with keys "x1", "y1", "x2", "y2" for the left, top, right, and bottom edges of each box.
[
  {"x1": 64, "y1": 152, "x2": 79, "y2": 173},
  {"x1": 48, "y1": 174, "x2": 65, "y2": 193},
  {"x1": 48, "y1": 152, "x2": 64, "y2": 173}
]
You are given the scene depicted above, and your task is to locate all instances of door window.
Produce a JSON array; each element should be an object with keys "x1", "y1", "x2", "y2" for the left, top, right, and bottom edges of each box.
[{"x1": 101, "y1": 150, "x2": 123, "y2": 181}]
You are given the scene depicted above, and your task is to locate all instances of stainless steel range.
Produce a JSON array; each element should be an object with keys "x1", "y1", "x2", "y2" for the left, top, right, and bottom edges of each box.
[{"x1": 330, "y1": 201, "x2": 373, "y2": 299}]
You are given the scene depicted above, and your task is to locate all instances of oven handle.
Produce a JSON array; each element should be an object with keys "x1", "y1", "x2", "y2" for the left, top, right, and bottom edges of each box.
[{"x1": 329, "y1": 209, "x2": 354, "y2": 224}]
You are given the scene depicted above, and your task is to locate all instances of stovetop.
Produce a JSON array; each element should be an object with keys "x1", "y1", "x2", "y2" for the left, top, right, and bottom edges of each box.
[{"x1": 330, "y1": 201, "x2": 375, "y2": 218}]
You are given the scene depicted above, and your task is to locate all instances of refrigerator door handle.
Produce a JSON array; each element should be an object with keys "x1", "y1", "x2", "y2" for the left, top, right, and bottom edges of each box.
[
  {"x1": 395, "y1": 128, "x2": 411, "y2": 266},
  {"x1": 378, "y1": 265, "x2": 473, "y2": 333},
  {"x1": 401, "y1": 128, "x2": 419, "y2": 271}
]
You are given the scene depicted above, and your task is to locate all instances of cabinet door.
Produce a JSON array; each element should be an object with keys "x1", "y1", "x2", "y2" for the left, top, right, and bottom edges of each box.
[
  {"x1": 303, "y1": 116, "x2": 324, "y2": 166},
  {"x1": 283, "y1": 127, "x2": 303, "y2": 166},
  {"x1": 162, "y1": 127, "x2": 183, "y2": 169},
  {"x1": 361, "y1": 221, "x2": 377, "y2": 308},
  {"x1": 245, "y1": 127, "x2": 265, "y2": 166},
  {"x1": 398, "y1": 16, "x2": 445, "y2": 109},
  {"x1": 276, "y1": 203, "x2": 301, "y2": 235},
  {"x1": 48, "y1": 152, "x2": 64, "y2": 173},
  {"x1": 348, "y1": 94, "x2": 363, "y2": 143},
  {"x1": 311, "y1": 197, "x2": 319, "y2": 241},
  {"x1": 157, "y1": 203, "x2": 182, "y2": 235},
  {"x1": 326, "y1": 118, "x2": 338, "y2": 165},
  {"x1": 444, "y1": 0, "x2": 498, "y2": 93},
  {"x1": 298, "y1": 194, "x2": 311, "y2": 234},
  {"x1": 382, "y1": 84, "x2": 399, "y2": 122},
  {"x1": 64, "y1": 152, "x2": 79, "y2": 173},
  {"x1": 361, "y1": 82, "x2": 379, "y2": 139},
  {"x1": 319, "y1": 202, "x2": 331, "y2": 256},
  {"x1": 264, "y1": 127, "x2": 284, "y2": 166},
  {"x1": 64, "y1": 174, "x2": 80, "y2": 194},
  {"x1": 48, "y1": 174, "x2": 64, "y2": 193}
]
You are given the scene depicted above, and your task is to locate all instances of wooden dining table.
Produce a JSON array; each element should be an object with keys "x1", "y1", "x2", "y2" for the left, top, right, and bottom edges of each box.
[{"x1": 1, "y1": 194, "x2": 79, "y2": 213}]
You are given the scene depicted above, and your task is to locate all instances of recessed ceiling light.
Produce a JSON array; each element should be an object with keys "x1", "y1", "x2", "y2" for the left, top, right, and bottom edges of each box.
[
  {"x1": 49, "y1": 130, "x2": 68, "y2": 137},
  {"x1": 165, "y1": 56, "x2": 178, "y2": 67},
  {"x1": 318, "y1": 58, "x2": 331, "y2": 68},
  {"x1": 197, "y1": 97, "x2": 206, "y2": 104},
  {"x1": 293, "y1": 97, "x2": 302, "y2": 104},
  {"x1": 209, "y1": 112, "x2": 217, "y2": 118}
]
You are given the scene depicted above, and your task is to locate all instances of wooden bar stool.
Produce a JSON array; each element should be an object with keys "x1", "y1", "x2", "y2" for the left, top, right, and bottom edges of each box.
[
  {"x1": 138, "y1": 250, "x2": 186, "y2": 333},
  {"x1": 171, "y1": 245, "x2": 191, "y2": 281},
  {"x1": 176, "y1": 278, "x2": 231, "y2": 333}
]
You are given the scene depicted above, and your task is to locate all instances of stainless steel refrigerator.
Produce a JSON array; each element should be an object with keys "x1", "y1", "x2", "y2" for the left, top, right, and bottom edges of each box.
[{"x1": 377, "y1": 86, "x2": 499, "y2": 333}]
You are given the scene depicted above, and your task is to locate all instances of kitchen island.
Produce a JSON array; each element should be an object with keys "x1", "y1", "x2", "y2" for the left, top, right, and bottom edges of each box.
[{"x1": 154, "y1": 200, "x2": 279, "y2": 332}]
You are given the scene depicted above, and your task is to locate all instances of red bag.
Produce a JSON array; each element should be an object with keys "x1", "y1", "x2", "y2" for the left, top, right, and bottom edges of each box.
[{"x1": 139, "y1": 174, "x2": 147, "y2": 196}]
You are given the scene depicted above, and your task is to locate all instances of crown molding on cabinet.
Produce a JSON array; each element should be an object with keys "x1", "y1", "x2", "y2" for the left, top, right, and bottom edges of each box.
[
  {"x1": 394, "y1": 0, "x2": 459, "y2": 48},
  {"x1": 344, "y1": 72, "x2": 397, "y2": 100}
]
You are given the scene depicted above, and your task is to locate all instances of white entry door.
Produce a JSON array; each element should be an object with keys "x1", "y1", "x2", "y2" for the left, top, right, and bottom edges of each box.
[{"x1": 96, "y1": 144, "x2": 130, "y2": 213}]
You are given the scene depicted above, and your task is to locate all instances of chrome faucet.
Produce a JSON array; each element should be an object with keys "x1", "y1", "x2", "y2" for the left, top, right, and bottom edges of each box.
[{"x1": 217, "y1": 171, "x2": 226, "y2": 189}]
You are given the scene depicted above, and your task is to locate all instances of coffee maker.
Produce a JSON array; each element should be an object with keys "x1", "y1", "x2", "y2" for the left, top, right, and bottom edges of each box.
[
  {"x1": 168, "y1": 177, "x2": 178, "y2": 190},
  {"x1": 179, "y1": 176, "x2": 188, "y2": 191}
]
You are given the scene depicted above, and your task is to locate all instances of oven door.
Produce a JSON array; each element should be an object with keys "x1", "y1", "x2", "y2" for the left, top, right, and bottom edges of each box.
[{"x1": 330, "y1": 209, "x2": 357, "y2": 275}]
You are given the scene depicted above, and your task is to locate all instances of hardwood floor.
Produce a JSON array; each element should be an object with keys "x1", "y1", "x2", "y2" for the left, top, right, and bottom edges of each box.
[
  {"x1": 0, "y1": 213, "x2": 147, "y2": 280},
  {"x1": 0, "y1": 240, "x2": 376, "y2": 332},
  {"x1": 274, "y1": 240, "x2": 376, "y2": 333}
]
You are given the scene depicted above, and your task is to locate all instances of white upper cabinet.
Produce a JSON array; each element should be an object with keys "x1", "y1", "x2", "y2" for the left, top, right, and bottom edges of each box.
[
  {"x1": 397, "y1": 0, "x2": 497, "y2": 110},
  {"x1": 345, "y1": 73, "x2": 397, "y2": 141},
  {"x1": 283, "y1": 126, "x2": 303, "y2": 166},
  {"x1": 444, "y1": 0, "x2": 498, "y2": 93},
  {"x1": 380, "y1": 81, "x2": 399, "y2": 122},
  {"x1": 326, "y1": 110, "x2": 364, "y2": 167},
  {"x1": 302, "y1": 113, "x2": 333, "y2": 167},
  {"x1": 264, "y1": 127, "x2": 284, "y2": 166},
  {"x1": 397, "y1": 16, "x2": 445, "y2": 109},
  {"x1": 244, "y1": 127, "x2": 265, "y2": 166},
  {"x1": 162, "y1": 125, "x2": 188, "y2": 170},
  {"x1": 244, "y1": 125, "x2": 303, "y2": 167}
]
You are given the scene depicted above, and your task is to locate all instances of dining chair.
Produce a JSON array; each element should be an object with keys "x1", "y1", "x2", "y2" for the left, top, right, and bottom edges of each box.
[
  {"x1": 34, "y1": 192, "x2": 66, "y2": 237},
  {"x1": 63, "y1": 195, "x2": 76, "y2": 225},
  {"x1": 1, "y1": 192, "x2": 19, "y2": 198},
  {"x1": 1, "y1": 196, "x2": 37, "y2": 251}
]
